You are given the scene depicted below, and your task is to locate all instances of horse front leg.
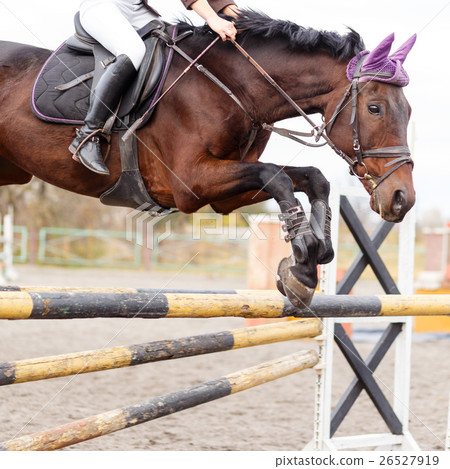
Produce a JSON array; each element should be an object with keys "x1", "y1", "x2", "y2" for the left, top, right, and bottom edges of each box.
[
  {"x1": 170, "y1": 159, "x2": 320, "y2": 307},
  {"x1": 273, "y1": 166, "x2": 335, "y2": 308},
  {"x1": 211, "y1": 165, "x2": 335, "y2": 265},
  {"x1": 283, "y1": 166, "x2": 334, "y2": 265}
]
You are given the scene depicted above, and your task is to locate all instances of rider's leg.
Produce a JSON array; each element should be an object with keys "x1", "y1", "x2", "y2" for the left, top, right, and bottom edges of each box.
[
  {"x1": 69, "y1": 54, "x2": 137, "y2": 174},
  {"x1": 69, "y1": 3, "x2": 151, "y2": 174}
]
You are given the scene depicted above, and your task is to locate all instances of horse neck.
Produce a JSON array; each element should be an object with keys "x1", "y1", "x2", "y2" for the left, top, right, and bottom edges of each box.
[{"x1": 219, "y1": 41, "x2": 349, "y2": 123}]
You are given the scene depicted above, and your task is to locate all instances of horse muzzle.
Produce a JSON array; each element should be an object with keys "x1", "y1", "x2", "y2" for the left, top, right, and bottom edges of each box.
[{"x1": 370, "y1": 187, "x2": 415, "y2": 222}]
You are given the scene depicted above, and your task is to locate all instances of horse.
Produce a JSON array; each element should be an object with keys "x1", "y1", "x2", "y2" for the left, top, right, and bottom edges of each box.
[{"x1": 0, "y1": 10, "x2": 415, "y2": 307}]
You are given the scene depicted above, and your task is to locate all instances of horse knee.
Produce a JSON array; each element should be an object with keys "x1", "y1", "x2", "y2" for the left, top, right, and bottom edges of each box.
[
  {"x1": 260, "y1": 163, "x2": 296, "y2": 208},
  {"x1": 260, "y1": 163, "x2": 293, "y2": 186},
  {"x1": 304, "y1": 166, "x2": 330, "y2": 200},
  {"x1": 259, "y1": 163, "x2": 294, "y2": 194}
]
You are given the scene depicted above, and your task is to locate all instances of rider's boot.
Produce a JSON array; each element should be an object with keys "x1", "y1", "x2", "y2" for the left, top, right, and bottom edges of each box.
[{"x1": 69, "y1": 54, "x2": 137, "y2": 175}]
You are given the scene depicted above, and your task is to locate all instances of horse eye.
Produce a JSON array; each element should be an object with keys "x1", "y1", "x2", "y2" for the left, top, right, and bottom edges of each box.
[{"x1": 368, "y1": 104, "x2": 381, "y2": 115}]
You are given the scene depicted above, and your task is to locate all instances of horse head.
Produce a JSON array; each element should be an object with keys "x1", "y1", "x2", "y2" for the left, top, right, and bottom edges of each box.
[{"x1": 326, "y1": 33, "x2": 416, "y2": 222}]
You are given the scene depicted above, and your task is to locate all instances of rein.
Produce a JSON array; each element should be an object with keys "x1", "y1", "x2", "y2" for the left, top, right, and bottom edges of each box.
[
  {"x1": 230, "y1": 40, "x2": 413, "y2": 194},
  {"x1": 123, "y1": 28, "x2": 412, "y2": 192},
  {"x1": 123, "y1": 30, "x2": 259, "y2": 157}
]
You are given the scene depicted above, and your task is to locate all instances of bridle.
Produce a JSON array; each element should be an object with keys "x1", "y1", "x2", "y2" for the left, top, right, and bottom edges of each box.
[
  {"x1": 125, "y1": 31, "x2": 413, "y2": 196},
  {"x1": 231, "y1": 41, "x2": 414, "y2": 195},
  {"x1": 324, "y1": 55, "x2": 413, "y2": 194}
]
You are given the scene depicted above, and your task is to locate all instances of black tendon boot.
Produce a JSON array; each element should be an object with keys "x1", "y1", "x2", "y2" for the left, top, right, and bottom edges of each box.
[
  {"x1": 69, "y1": 54, "x2": 137, "y2": 175},
  {"x1": 310, "y1": 199, "x2": 334, "y2": 264}
]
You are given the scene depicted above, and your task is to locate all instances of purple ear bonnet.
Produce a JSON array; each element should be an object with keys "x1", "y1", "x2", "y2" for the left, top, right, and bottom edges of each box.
[{"x1": 346, "y1": 33, "x2": 416, "y2": 86}]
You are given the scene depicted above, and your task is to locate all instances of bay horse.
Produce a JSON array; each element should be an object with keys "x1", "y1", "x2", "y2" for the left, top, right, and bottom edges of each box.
[{"x1": 0, "y1": 11, "x2": 415, "y2": 307}]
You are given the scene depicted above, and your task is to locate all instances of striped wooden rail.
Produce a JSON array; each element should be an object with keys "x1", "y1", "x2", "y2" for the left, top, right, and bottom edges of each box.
[
  {"x1": 1, "y1": 287, "x2": 448, "y2": 451},
  {"x1": 0, "y1": 319, "x2": 321, "y2": 386},
  {"x1": 0, "y1": 289, "x2": 449, "y2": 319},
  {"x1": 0, "y1": 350, "x2": 319, "y2": 451}
]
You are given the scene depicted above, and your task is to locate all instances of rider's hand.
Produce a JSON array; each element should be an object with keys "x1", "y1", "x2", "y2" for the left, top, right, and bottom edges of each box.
[
  {"x1": 207, "y1": 16, "x2": 237, "y2": 41},
  {"x1": 190, "y1": 0, "x2": 237, "y2": 41}
]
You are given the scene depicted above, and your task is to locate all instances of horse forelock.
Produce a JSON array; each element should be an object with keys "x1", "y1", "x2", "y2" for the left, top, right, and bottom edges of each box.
[{"x1": 175, "y1": 9, "x2": 365, "y2": 61}]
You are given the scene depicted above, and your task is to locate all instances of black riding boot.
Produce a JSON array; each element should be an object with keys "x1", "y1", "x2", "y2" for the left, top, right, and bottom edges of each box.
[{"x1": 69, "y1": 54, "x2": 137, "y2": 175}]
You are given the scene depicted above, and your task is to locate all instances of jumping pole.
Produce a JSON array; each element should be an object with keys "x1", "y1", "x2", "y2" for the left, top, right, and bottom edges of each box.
[
  {"x1": 0, "y1": 350, "x2": 319, "y2": 451},
  {"x1": 0, "y1": 290, "x2": 449, "y2": 320},
  {"x1": 0, "y1": 319, "x2": 321, "y2": 386}
]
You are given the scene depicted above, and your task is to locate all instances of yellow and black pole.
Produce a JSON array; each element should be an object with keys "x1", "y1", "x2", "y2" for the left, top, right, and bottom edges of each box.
[
  {"x1": 0, "y1": 350, "x2": 319, "y2": 451},
  {"x1": 0, "y1": 289, "x2": 449, "y2": 320},
  {"x1": 0, "y1": 319, "x2": 321, "y2": 386}
]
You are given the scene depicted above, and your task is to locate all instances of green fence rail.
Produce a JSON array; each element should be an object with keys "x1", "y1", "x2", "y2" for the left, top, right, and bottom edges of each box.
[
  {"x1": 37, "y1": 227, "x2": 142, "y2": 268},
  {"x1": 36, "y1": 227, "x2": 248, "y2": 272},
  {"x1": 13, "y1": 226, "x2": 28, "y2": 263},
  {"x1": 150, "y1": 233, "x2": 248, "y2": 273},
  {"x1": 0, "y1": 224, "x2": 28, "y2": 263},
  {"x1": 2, "y1": 225, "x2": 426, "y2": 275}
]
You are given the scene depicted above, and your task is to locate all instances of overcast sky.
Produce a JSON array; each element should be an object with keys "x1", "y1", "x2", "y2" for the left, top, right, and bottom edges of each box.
[{"x1": 0, "y1": 0, "x2": 449, "y2": 220}]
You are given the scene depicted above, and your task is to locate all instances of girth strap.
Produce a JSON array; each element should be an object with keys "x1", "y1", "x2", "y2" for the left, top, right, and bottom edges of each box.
[{"x1": 99, "y1": 131, "x2": 177, "y2": 214}]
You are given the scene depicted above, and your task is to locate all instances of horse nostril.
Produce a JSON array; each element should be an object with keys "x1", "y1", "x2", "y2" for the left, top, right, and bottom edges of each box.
[{"x1": 391, "y1": 190, "x2": 406, "y2": 216}]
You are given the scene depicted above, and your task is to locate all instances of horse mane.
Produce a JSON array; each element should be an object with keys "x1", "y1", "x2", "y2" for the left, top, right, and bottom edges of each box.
[{"x1": 176, "y1": 9, "x2": 365, "y2": 61}]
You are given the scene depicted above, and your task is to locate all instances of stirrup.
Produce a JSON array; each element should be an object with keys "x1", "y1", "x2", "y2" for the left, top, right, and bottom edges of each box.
[
  {"x1": 69, "y1": 129, "x2": 110, "y2": 175},
  {"x1": 70, "y1": 128, "x2": 102, "y2": 159}
]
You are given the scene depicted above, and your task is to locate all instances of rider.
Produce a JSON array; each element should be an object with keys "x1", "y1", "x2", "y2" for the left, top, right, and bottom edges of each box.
[{"x1": 70, "y1": 0, "x2": 239, "y2": 175}]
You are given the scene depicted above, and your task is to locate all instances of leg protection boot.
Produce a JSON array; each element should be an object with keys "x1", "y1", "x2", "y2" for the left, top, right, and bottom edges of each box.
[
  {"x1": 310, "y1": 199, "x2": 334, "y2": 264},
  {"x1": 69, "y1": 54, "x2": 137, "y2": 175}
]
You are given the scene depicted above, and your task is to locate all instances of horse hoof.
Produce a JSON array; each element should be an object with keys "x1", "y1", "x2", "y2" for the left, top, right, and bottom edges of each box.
[
  {"x1": 276, "y1": 256, "x2": 290, "y2": 296},
  {"x1": 276, "y1": 255, "x2": 315, "y2": 308}
]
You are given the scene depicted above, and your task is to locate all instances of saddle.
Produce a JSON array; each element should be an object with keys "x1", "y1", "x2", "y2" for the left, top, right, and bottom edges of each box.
[
  {"x1": 32, "y1": 13, "x2": 172, "y2": 131},
  {"x1": 31, "y1": 13, "x2": 182, "y2": 214}
]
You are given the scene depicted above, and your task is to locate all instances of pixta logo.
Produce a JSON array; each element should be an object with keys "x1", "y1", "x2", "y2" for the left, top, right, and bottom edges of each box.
[
  {"x1": 125, "y1": 203, "x2": 173, "y2": 250},
  {"x1": 126, "y1": 206, "x2": 297, "y2": 250}
]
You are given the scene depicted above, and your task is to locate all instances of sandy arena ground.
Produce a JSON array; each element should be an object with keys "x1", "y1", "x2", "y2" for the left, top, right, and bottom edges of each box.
[{"x1": 0, "y1": 265, "x2": 448, "y2": 451}]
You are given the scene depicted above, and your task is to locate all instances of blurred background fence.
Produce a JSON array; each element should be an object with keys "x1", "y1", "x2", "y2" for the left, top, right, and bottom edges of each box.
[{"x1": 1, "y1": 221, "x2": 429, "y2": 276}]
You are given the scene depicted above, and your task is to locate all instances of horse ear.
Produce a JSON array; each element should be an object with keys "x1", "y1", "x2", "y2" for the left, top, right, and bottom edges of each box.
[
  {"x1": 388, "y1": 34, "x2": 417, "y2": 64},
  {"x1": 363, "y1": 33, "x2": 395, "y2": 68}
]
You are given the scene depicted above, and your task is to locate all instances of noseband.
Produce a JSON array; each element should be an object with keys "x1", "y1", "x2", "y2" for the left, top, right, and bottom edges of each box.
[{"x1": 325, "y1": 55, "x2": 413, "y2": 194}]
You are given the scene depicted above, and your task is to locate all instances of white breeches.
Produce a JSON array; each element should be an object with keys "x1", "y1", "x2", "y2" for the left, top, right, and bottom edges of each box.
[{"x1": 79, "y1": 1, "x2": 158, "y2": 70}]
